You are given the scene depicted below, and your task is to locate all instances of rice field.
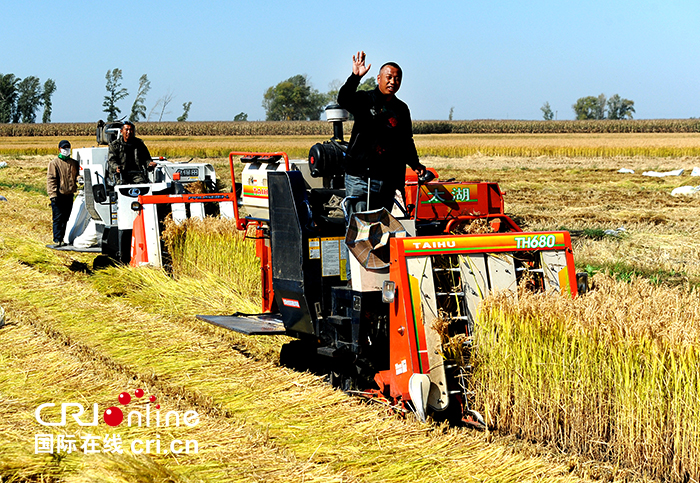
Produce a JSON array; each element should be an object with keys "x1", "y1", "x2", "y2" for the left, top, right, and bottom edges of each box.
[
  {"x1": 4, "y1": 131, "x2": 700, "y2": 159},
  {"x1": 1, "y1": 132, "x2": 700, "y2": 482}
]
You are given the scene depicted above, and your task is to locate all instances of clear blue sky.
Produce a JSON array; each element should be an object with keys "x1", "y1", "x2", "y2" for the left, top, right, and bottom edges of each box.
[{"x1": 3, "y1": 0, "x2": 699, "y2": 122}]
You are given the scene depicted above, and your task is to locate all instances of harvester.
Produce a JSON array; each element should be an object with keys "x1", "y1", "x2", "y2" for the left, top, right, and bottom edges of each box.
[
  {"x1": 54, "y1": 120, "x2": 229, "y2": 264},
  {"x1": 191, "y1": 107, "x2": 586, "y2": 427},
  {"x1": 57, "y1": 115, "x2": 584, "y2": 426}
]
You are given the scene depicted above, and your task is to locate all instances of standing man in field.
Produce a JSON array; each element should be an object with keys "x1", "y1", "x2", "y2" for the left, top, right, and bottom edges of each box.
[
  {"x1": 107, "y1": 121, "x2": 155, "y2": 184},
  {"x1": 47, "y1": 140, "x2": 79, "y2": 247},
  {"x1": 338, "y1": 51, "x2": 426, "y2": 219}
]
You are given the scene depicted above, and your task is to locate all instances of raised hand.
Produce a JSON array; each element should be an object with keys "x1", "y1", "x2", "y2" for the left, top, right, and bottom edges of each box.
[{"x1": 352, "y1": 51, "x2": 371, "y2": 78}]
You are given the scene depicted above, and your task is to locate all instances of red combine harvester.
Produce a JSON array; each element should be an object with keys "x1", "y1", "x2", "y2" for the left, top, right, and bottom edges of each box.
[{"x1": 132, "y1": 107, "x2": 584, "y2": 426}]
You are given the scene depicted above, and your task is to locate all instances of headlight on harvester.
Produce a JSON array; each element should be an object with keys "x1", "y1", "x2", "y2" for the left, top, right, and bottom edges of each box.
[
  {"x1": 131, "y1": 201, "x2": 142, "y2": 211},
  {"x1": 382, "y1": 280, "x2": 396, "y2": 304}
]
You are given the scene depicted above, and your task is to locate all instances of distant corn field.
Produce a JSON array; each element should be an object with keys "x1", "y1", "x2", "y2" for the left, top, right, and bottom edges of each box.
[
  {"x1": 2, "y1": 118, "x2": 700, "y2": 138},
  {"x1": 3, "y1": 130, "x2": 700, "y2": 159}
]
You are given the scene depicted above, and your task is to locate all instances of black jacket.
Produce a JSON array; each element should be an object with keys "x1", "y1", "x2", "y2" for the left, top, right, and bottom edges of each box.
[
  {"x1": 338, "y1": 74, "x2": 422, "y2": 188},
  {"x1": 108, "y1": 137, "x2": 152, "y2": 180}
]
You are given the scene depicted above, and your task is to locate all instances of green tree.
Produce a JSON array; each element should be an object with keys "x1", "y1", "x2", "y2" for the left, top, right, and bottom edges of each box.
[
  {"x1": 573, "y1": 96, "x2": 599, "y2": 120},
  {"x1": 129, "y1": 74, "x2": 150, "y2": 122},
  {"x1": 607, "y1": 94, "x2": 635, "y2": 119},
  {"x1": 593, "y1": 93, "x2": 606, "y2": 120},
  {"x1": 262, "y1": 74, "x2": 326, "y2": 121},
  {"x1": 41, "y1": 78, "x2": 56, "y2": 123},
  {"x1": 234, "y1": 112, "x2": 248, "y2": 121},
  {"x1": 103, "y1": 68, "x2": 128, "y2": 122},
  {"x1": 16, "y1": 76, "x2": 43, "y2": 123},
  {"x1": 449, "y1": 106, "x2": 455, "y2": 121},
  {"x1": 0, "y1": 74, "x2": 20, "y2": 123},
  {"x1": 540, "y1": 101, "x2": 554, "y2": 121},
  {"x1": 358, "y1": 76, "x2": 377, "y2": 92},
  {"x1": 177, "y1": 101, "x2": 192, "y2": 122}
]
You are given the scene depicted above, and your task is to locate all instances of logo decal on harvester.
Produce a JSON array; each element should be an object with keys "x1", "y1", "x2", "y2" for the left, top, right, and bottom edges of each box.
[
  {"x1": 242, "y1": 185, "x2": 269, "y2": 199},
  {"x1": 420, "y1": 184, "x2": 478, "y2": 204},
  {"x1": 282, "y1": 298, "x2": 301, "y2": 308},
  {"x1": 128, "y1": 188, "x2": 141, "y2": 197},
  {"x1": 403, "y1": 232, "x2": 568, "y2": 255}
]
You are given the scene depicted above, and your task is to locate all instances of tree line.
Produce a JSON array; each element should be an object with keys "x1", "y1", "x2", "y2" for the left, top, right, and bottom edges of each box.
[
  {"x1": 261, "y1": 74, "x2": 376, "y2": 121},
  {"x1": 541, "y1": 94, "x2": 635, "y2": 121},
  {"x1": 0, "y1": 74, "x2": 56, "y2": 123},
  {"x1": 102, "y1": 68, "x2": 192, "y2": 123}
]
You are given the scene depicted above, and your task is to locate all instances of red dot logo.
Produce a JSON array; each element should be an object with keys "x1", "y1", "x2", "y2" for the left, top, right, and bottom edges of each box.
[
  {"x1": 135, "y1": 388, "x2": 144, "y2": 398},
  {"x1": 118, "y1": 392, "x2": 131, "y2": 405},
  {"x1": 103, "y1": 407, "x2": 124, "y2": 426},
  {"x1": 149, "y1": 395, "x2": 156, "y2": 403}
]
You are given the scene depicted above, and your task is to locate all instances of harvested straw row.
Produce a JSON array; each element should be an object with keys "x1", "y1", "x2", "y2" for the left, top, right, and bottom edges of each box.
[
  {"x1": 0, "y1": 310, "x2": 354, "y2": 482},
  {"x1": 473, "y1": 274, "x2": 700, "y2": 482},
  {"x1": 0, "y1": 254, "x2": 597, "y2": 482}
]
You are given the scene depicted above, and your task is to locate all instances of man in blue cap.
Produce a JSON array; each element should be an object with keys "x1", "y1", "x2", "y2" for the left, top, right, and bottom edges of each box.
[{"x1": 47, "y1": 140, "x2": 79, "y2": 247}]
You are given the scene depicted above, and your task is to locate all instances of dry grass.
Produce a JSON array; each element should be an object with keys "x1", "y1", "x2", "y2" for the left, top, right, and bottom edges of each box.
[{"x1": 4, "y1": 132, "x2": 700, "y2": 159}]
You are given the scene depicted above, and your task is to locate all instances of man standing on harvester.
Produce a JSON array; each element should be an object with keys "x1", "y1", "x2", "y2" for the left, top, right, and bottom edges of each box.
[
  {"x1": 107, "y1": 121, "x2": 155, "y2": 185},
  {"x1": 338, "y1": 51, "x2": 426, "y2": 219}
]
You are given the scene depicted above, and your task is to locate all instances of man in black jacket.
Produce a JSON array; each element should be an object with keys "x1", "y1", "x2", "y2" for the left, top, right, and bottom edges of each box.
[
  {"x1": 338, "y1": 51, "x2": 426, "y2": 219},
  {"x1": 107, "y1": 121, "x2": 155, "y2": 184}
]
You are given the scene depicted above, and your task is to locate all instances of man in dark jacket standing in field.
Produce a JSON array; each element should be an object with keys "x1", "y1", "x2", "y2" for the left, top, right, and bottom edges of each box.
[
  {"x1": 47, "y1": 140, "x2": 79, "y2": 247},
  {"x1": 107, "y1": 121, "x2": 155, "y2": 184},
  {"x1": 338, "y1": 51, "x2": 426, "y2": 219}
]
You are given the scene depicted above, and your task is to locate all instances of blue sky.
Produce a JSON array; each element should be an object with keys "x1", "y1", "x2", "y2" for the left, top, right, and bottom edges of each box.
[{"x1": 2, "y1": 0, "x2": 699, "y2": 122}]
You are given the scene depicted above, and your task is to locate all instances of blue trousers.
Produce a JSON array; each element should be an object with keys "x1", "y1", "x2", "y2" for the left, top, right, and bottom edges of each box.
[{"x1": 344, "y1": 174, "x2": 397, "y2": 222}]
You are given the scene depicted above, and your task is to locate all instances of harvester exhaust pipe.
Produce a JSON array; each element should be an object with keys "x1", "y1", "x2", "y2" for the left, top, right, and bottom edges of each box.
[{"x1": 325, "y1": 104, "x2": 349, "y2": 142}]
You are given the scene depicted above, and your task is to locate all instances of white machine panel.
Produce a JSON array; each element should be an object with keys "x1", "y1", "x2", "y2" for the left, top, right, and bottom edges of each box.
[{"x1": 406, "y1": 256, "x2": 450, "y2": 412}]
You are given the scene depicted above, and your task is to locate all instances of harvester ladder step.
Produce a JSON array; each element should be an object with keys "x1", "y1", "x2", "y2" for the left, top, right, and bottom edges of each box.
[{"x1": 327, "y1": 315, "x2": 351, "y2": 327}]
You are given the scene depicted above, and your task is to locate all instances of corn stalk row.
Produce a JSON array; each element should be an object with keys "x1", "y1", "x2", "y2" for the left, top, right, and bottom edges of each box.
[{"x1": 3, "y1": 119, "x2": 700, "y2": 137}]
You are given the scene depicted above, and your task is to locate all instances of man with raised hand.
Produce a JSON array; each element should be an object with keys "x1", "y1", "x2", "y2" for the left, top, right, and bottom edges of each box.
[{"x1": 338, "y1": 51, "x2": 426, "y2": 220}]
